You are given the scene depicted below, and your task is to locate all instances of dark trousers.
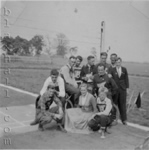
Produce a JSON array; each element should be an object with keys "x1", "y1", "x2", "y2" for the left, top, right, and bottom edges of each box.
[
  {"x1": 65, "y1": 83, "x2": 80, "y2": 105},
  {"x1": 88, "y1": 115, "x2": 112, "y2": 131},
  {"x1": 116, "y1": 89, "x2": 127, "y2": 122}
]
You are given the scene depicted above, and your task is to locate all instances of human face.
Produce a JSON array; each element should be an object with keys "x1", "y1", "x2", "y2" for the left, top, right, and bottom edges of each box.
[
  {"x1": 76, "y1": 58, "x2": 81, "y2": 66},
  {"x1": 69, "y1": 58, "x2": 76, "y2": 67},
  {"x1": 80, "y1": 86, "x2": 87, "y2": 96},
  {"x1": 100, "y1": 55, "x2": 107, "y2": 64},
  {"x1": 116, "y1": 59, "x2": 122, "y2": 68},
  {"x1": 51, "y1": 75, "x2": 58, "y2": 83},
  {"x1": 88, "y1": 58, "x2": 95, "y2": 66},
  {"x1": 110, "y1": 55, "x2": 117, "y2": 65},
  {"x1": 99, "y1": 92, "x2": 106, "y2": 101},
  {"x1": 98, "y1": 66, "x2": 105, "y2": 76},
  {"x1": 47, "y1": 88, "x2": 54, "y2": 97}
]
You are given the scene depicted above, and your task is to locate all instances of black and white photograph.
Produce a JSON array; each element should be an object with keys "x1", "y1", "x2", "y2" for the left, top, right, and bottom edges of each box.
[{"x1": 0, "y1": 0, "x2": 149, "y2": 149}]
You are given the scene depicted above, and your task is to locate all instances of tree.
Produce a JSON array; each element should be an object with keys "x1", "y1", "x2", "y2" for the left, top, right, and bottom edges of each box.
[
  {"x1": 43, "y1": 35, "x2": 53, "y2": 64},
  {"x1": 69, "y1": 46, "x2": 78, "y2": 56},
  {"x1": 30, "y1": 35, "x2": 44, "y2": 56},
  {"x1": 13, "y1": 36, "x2": 30, "y2": 55},
  {"x1": 54, "y1": 33, "x2": 69, "y2": 56},
  {"x1": 91, "y1": 47, "x2": 97, "y2": 58},
  {"x1": 1, "y1": 36, "x2": 14, "y2": 55}
]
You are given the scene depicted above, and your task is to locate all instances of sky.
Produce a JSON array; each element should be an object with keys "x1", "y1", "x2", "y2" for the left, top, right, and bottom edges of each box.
[{"x1": 1, "y1": 0, "x2": 149, "y2": 62}]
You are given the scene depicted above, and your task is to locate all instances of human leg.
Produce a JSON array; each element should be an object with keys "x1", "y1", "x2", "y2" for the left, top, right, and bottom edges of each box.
[
  {"x1": 65, "y1": 84, "x2": 80, "y2": 105},
  {"x1": 30, "y1": 95, "x2": 41, "y2": 125}
]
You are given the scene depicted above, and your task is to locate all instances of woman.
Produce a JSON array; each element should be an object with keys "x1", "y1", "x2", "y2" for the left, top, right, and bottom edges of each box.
[{"x1": 65, "y1": 83, "x2": 97, "y2": 134}]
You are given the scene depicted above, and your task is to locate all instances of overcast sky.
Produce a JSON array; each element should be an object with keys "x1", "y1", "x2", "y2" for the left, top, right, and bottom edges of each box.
[{"x1": 1, "y1": 0, "x2": 149, "y2": 62}]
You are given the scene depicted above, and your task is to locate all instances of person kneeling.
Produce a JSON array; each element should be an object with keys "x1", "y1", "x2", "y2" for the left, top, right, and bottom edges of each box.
[
  {"x1": 88, "y1": 87, "x2": 113, "y2": 138},
  {"x1": 32, "y1": 85, "x2": 64, "y2": 131}
]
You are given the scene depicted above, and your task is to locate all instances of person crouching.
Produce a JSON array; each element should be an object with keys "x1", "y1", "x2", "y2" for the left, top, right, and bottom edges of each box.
[
  {"x1": 88, "y1": 87, "x2": 113, "y2": 138},
  {"x1": 33, "y1": 84, "x2": 64, "y2": 131}
]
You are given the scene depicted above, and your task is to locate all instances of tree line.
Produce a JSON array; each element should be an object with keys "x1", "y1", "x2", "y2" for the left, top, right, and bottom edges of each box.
[{"x1": 0, "y1": 33, "x2": 77, "y2": 57}]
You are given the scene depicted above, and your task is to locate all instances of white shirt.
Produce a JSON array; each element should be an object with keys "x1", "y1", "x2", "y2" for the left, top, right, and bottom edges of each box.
[
  {"x1": 60, "y1": 64, "x2": 77, "y2": 87},
  {"x1": 96, "y1": 97, "x2": 112, "y2": 116},
  {"x1": 116, "y1": 67, "x2": 122, "y2": 77},
  {"x1": 40, "y1": 76, "x2": 65, "y2": 97}
]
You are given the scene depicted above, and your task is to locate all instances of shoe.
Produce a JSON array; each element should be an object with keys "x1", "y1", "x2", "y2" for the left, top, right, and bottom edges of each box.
[
  {"x1": 38, "y1": 124, "x2": 44, "y2": 131},
  {"x1": 122, "y1": 121, "x2": 127, "y2": 125},
  {"x1": 30, "y1": 120, "x2": 38, "y2": 126},
  {"x1": 111, "y1": 120, "x2": 118, "y2": 126}
]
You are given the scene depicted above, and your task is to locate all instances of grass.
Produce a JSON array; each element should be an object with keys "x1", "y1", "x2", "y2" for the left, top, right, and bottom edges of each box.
[{"x1": 0, "y1": 55, "x2": 149, "y2": 126}]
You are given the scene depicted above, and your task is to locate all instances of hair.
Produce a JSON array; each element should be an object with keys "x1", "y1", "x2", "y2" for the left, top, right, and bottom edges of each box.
[
  {"x1": 69, "y1": 56, "x2": 76, "y2": 60},
  {"x1": 116, "y1": 57, "x2": 122, "y2": 62},
  {"x1": 76, "y1": 55, "x2": 83, "y2": 62},
  {"x1": 97, "y1": 63, "x2": 106, "y2": 69},
  {"x1": 98, "y1": 87, "x2": 108, "y2": 95},
  {"x1": 110, "y1": 53, "x2": 117, "y2": 57},
  {"x1": 87, "y1": 55, "x2": 94, "y2": 60},
  {"x1": 47, "y1": 84, "x2": 55, "y2": 90},
  {"x1": 100, "y1": 52, "x2": 108, "y2": 57},
  {"x1": 51, "y1": 69, "x2": 59, "y2": 76},
  {"x1": 80, "y1": 83, "x2": 87, "y2": 89}
]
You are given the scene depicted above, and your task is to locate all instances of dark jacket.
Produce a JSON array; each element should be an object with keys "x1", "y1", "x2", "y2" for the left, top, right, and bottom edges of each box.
[
  {"x1": 110, "y1": 67, "x2": 129, "y2": 91},
  {"x1": 80, "y1": 64, "x2": 96, "y2": 82},
  {"x1": 93, "y1": 73, "x2": 118, "y2": 96}
]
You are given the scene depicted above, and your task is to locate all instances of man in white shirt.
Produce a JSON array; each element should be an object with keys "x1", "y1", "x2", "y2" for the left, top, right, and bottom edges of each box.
[
  {"x1": 30, "y1": 69, "x2": 65, "y2": 126},
  {"x1": 60, "y1": 56, "x2": 80, "y2": 106}
]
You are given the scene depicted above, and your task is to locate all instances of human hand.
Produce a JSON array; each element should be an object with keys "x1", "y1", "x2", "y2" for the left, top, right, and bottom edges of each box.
[
  {"x1": 108, "y1": 74, "x2": 112, "y2": 78},
  {"x1": 89, "y1": 75, "x2": 94, "y2": 80},
  {"x1": 83, "y1": 77, "x2": 88, "y2": 81}
]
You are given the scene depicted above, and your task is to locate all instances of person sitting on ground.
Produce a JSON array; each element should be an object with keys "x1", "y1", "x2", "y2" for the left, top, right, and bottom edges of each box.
[
  {"x1": 88, "y1": 87, "x2": 113, "y2": 138},
  {"x1": 73, "y1": 55, "x2": 83, "y2": 86},
  {"x1": 80, "y1": 55, "x2": 96, "y2": 94},
  {"x1": 65, "y1": 83, "x2": 97, "y2": 134},
  {"x1": 60, "y1": 56, "x2": 80, "y2": 106},
  {"x1": 30, "y1": 69, "x2": 65, "y2": 126},
  {"x1": 32, "y1": 84, "x2": 64, "y2": 131}
]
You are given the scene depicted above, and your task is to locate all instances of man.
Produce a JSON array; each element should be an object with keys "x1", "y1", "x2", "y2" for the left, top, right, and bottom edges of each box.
[
  {"x1": 110, "y1": 53, "x2": 117, "y2": 68},
  {"x1": 80, "y1": 55, "x2": 96, "y2": 93},
  {"x1": 60, "y1": 56, "x2": 80, "y2": 106},
  {"x1": 110, "y1": 57, "x2": 129, "y2": 125},
  {"x1": 94, "y1": 52, "x2": 111, "y2": 75},
  {"x1": 32, "y1": 85, "x2": 64, "y2": 131},
  {"x1": 30, "y1": 69, "x2": 65, "y2": 125},
  {"x1": 108, "y1": 53, "x2": 118, "y2": 75},
  {"x1": 73, "y1": 55, "x2": 83, "y2": 86},
  {"x1": 93, "y1": 63, "x2": 118, "y2": 100}
]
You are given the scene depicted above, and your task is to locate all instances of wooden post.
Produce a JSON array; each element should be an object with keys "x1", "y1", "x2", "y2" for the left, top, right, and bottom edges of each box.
[{"x1": 100, "y1": 21, "x2": 105, "y2": 54}]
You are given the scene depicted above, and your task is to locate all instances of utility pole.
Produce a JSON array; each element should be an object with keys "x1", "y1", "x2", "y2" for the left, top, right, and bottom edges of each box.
[{"x1": 100, "y1": 21, "x2": 105, "y2": 54}]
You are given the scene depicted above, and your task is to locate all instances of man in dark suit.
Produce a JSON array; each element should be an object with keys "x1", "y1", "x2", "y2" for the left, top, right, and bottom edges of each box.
[
  {"x1": 110, "y1": 57, "x2": 129, "y2": 125},
  {"x1": 80, "y1": 55, "x2": 96, "y2": 93}
]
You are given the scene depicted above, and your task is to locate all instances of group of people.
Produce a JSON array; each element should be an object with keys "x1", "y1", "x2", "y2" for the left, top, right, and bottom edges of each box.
[{"x1": 30, "y1": 52, "x2": 129, "y2": 138}]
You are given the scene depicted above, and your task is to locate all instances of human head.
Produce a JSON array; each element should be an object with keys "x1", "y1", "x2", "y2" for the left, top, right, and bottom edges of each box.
[
  {"x1": 87, "y1": 55, "x2": 95, "y2": 66},
  {"x1": 80, "y1": 83, "x2": 88, "y2": 96},
  {"x1": 51, "y1": 69, "x2": 59, "y2": 83},
  {"x1": 69, "y1": 56, "x2": 76, "y2": 67},
  {"x1": 100, "y1": 52, "x2": 108, "y2": 64},
  {"x1": 110, "y1": 53, "x2": 117, "y2": 65},
  {"x1": 98, "y1": 87, "x2": 108, "y2": 101},
  {"x1": 116, "y1": 57, "x2": 122, "y2": 68},
  {"x1": 97, "y1": 63, "x2": 106, "y2": 76},
  {"x1": 76, "y1": 55, "x2": 83, "y2": 66},
  {"x1": 47, "y1": 85, "x2": 55, "y2": 97}
]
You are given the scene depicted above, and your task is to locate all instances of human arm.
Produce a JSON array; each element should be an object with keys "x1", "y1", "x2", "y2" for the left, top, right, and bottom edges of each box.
[
  {"x1": 61, "y1": 66, "x2": 74, "y2": 85},
  {"x1": 125, "y1": 68, "x2": 129, "y2": 89},
  {"x1": 57, "y1": 77, "x2": 65, "y2": 97},
  {"x1": 40, "y1": 77, "x2": 51, "y2": 96},
  {"x1": 90, "y1": 96, "x2": 98, "y2": 113},
  {"x1": 96, "y1": 99, "x2": 112, "y2": 116},
  {"x1": 53, "y1": 96, "x2": 64, "y2": 119}
]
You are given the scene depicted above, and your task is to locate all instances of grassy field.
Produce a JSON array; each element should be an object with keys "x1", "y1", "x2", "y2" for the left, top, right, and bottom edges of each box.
[{"x1": 0, "y1": 55, "x2": 149, "y2": 126}]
